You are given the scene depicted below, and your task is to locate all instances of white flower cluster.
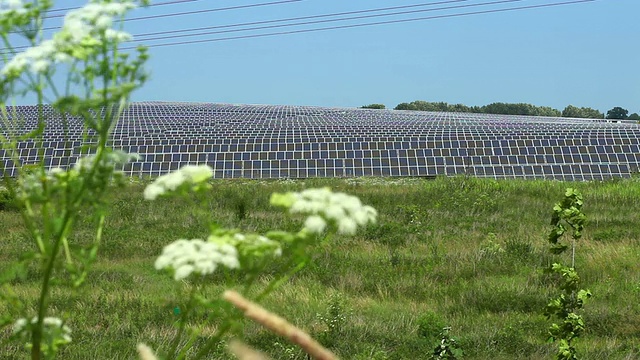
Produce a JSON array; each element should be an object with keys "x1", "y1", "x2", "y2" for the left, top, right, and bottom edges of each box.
[
  {"x1": 73, "y1": 150, "x2": 140, "y2": 172},
  {"x1": 155, "y1": 238, "x2": 240, "y2": 281},
  {"x1": 17, "y1": 166, "x2": 71, "y2": 201},
  {"x1": 271, "y1": 188, "x2": 377, "y2": 235},
  {"x1": 64, "y1": 2, "x2": 135, "y2": 41},
  {"x1": 16, "y1": 151, "x2": 138, "y2": 202},
  {"x1": 1, "y1": 1, "x2": 135, "y2": 78},
  {"x1": 0, "y1": 0, "x2": 26, "y2": 19},
  {"x1": 13, "y1": 316, "x2": 72, "y2": 343},
  {"x1": 143, "y1": 164, "x2": 213, "y2": 200},
  {"x1": 0, "y1": 0, "x2": 24, "y2": 12},
  {"x1": 223, "y1": 232, "x2": 282, "y2": 258}
]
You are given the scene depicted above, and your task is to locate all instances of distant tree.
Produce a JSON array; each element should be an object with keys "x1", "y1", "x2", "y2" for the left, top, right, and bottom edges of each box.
[
  {"x1": 606, "y1": 107, "x2": 629, "y2": 119},
  {"x1": 480, "y1": 102, "x2": 510, "y2": 115},
  {"x1": 562, "y1": 105, "x2": 582, "y2": 118},
  {"x1": 480, "y1": 102, "x2": 560, "y2": 117},
  {"x1": 394, "y1": 101, "x2": 441, "y2": 111},
  {"x1": 536, "y1": 106, "x2": 562, "y2": 117},
  {"x1": 562, "y1": 105, "x2": 604, "y2": 119},
  {"x1": 448, "y1": 103, "x2": 473, "y2": 113},
  {"x1": 581, "y1": 107, "x2": 605, "y2": 119},
  {"x1": 392, "y1": 100, "x2": 575, "y2": 117},
  {"x1": 361, "y1": 104, "x2": 386, "y2": 109},
  {"x1": 628, "y1": 113, "x2": 640, "y2": 121},
  {"x1": 394, "y1": 102, "x2": 416, "y2": 110},
  {"x1": 393, "y1": 101, "x2": 473, "y2": 112}
]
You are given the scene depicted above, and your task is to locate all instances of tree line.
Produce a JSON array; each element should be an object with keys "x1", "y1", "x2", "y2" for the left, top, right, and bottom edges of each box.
[{"x1": 361, "y1": 101, "x2": 640, "y2": 120}]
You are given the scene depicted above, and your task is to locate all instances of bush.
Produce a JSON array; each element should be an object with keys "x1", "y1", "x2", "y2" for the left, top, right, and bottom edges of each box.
[
  {"x1": 417, "y1": 311, "x2": 447, "y2": 342},
  {"x1": 0, "y1": 187, "x2": 20, "y2": 211}
]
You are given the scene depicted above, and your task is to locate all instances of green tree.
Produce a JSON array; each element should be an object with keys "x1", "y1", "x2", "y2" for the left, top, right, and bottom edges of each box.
[
  {"x1": 361, "y1": 104, "x2": 386, "y2": 109},
  {"x1": 393, "y1": 100, "x2": 440, "y2": 111},
  {"x1": 536, "y1": 106, "x2": 562, "y2": 117},
  {"x1": 394, "y1": 101, "x2": 473, "y2": 112},
  {"x1": 562, "y1": 105, "x2": 582, "y2": 118},
  {"x1": 394, "y1": 102, "x2": 415, "y2": 110},
  {"x1": 581, "y1": 107, "x2": 605, "y2": 119},
  {"x1": 606, "y1": 107, "x2": 629, "y2": 119},
  {"x1": 562, "y1": 105, "x2": 604, "y2": 119},
  {"x1": 448, "y1": 103, "x2": 473, "y2": 112},
  {"x1": 480, "y1": 102, "x2": 561, "y2": 117},
  {"x1": 627, "y1": 112, "x2": 640, "y2": 121}
]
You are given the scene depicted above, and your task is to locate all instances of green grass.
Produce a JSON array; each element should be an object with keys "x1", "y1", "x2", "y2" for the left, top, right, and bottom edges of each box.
[{"x1": 2, "y1": 176, "x2": 640, "y2": 359}]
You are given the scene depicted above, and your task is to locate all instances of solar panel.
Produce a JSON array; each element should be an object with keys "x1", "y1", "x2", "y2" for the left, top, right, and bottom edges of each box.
[{"x1": 1, "y1": 102, "x2": 640, "y2": 180}]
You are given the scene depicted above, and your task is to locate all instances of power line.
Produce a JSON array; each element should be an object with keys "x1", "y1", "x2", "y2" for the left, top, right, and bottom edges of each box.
[
  {"x1": 46, "y1": 0, "x2": 202, "y2": 16},
  {"x1": 3, "y1": 0, "x2": 473, "y2": 53},
  {"x1": 134, "y1": 0, "x2": 523, "y2": 43},
  {"x1": 0, "y1": 0, "x2": 598, "y2": 55},
  {"x1": 134, "y1": 0, "x2": 472, "y2": 38},
  {"x1": 123, "y1": 0, "x2": 596, "y2": 50},
  {"x1": 40, "y1": 0, "x2": 304, "y2": 31}
]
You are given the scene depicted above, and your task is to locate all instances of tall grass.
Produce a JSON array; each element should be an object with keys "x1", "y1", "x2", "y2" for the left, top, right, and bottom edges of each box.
[{"x1": 1, "y1": 177, "x2": 639, "y2": 359}]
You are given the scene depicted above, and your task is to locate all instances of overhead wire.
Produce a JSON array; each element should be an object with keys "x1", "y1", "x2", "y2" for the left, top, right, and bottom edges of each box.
[
  {"x1": 40, "y1": 0, "x2": 304, "y2": 31},
  {"x1": 0, "y1": 0, "x2": 598, "y2": 54},
  {"x1": 3, "y1": 0, "x2": 473, "y2": 52},
  {"x1": 134, "y1": 0, "x2": 473, "y2": 38},
  {"x1": 123, "y1": 0, "x2": 597, "y2": 50},
  {"x1": 46, "y1": 0, "x2": 203, "y2": 16},
  {"x1": 133, "y1": 0, "x2": 524, "y2": 43}
]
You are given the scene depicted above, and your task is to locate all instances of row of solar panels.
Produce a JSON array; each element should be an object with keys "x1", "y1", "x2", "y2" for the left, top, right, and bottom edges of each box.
[
  {"x1": 7, "y1": 106, "x2": 629, "y2": 127},
  {"x1": 2, "y1": 102, "x2": 640, "y2": 180},
  {"x1": 6, "y1": 146, "x2": 640, "y2": 163},
  {"x1": 1, "y1": 158, "x2": 632, "y2": 181}
]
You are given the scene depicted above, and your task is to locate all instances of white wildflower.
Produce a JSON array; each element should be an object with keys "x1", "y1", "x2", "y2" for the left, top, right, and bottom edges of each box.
[
  {"x1": 180, "y1": 164, "x2": 213, "y2": 183},
  {"x1": 324, "y1": 205, "x2": 346, "y2": 222},
  {"x1": 143, "y1": 184, "x2": 164, "y2": 200},
  {"x1": 304, "y1": 215, "x2": 326, "y2": 234},
  {"x1": 95, "y1": 14, "x2": 112, "y2": 29},
  {"x1": 212, "y1": 232, "x2": 282, "y2": 258},
  {"x1": 73, "y1": 150, "x2": 138, "y2": 172},
  {"x1": 352, "y1": 206, "x2": 377, "y2": 226},
  {"x1": 13, "y1": 316, "x2": 72, "y2": 343},
  {"x1": 1, "y1": 53, "x2": 27, "y2": 76},
  {"x1": 12, "y1": 318, "x2": 27, "y2": 333},
  {"x1": 155, "y1": 238, "x2": 240, "y2": 281},
  {"x1": 143, "y1": 165, "x2": 213, "y2": 200},
  {"x1": 31, "y1": 59, "x2": 50, "y2": 73},
  {"x1": 53, "y1": 52, "x2": 72, "y2": 63},
  {"x1": 337, "y1": 218, "x2": 357, "y2": 235},
  {"x1": 156, "y1": 171, "x2": 186, "y2": 191},
  {"x1": 3, "y1": 0, "x2": 24, "y2": 9},
  {"x1": 1, "y1": 0, "x2": 137, "y2": 80},
  {"x1": 271, "y1": 187, "x2": 377, "y2": 235},
  {"x1": 137, "y1": 343, "x2": 159, "y2": 360},
  {"x1": 105, "y1": 28, "x2": 132, "y2": 42},
  {"x1": 173, "y1": 264, "x2": 194, "y2": 281}
]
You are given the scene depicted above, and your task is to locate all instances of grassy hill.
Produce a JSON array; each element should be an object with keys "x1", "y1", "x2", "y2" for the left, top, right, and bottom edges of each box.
[{"x1": 1, "y1": 176, "x2": 639, "y2": 359}]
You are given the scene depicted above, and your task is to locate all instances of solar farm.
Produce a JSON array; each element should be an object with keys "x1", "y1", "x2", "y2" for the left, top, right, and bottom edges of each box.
[{"x1": 2, "y1": 101, "x2": 640, "y2": 181}]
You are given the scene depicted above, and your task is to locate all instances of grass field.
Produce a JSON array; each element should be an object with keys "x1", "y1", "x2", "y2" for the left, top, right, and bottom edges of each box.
[{"x1": 1, "y1": 176, "x2": 640, "y2": 359}]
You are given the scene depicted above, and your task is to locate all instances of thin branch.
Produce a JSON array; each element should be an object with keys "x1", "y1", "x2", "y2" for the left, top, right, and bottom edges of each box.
[
  {"x1": 228, "y1": 339, "x2": 272, "y2": 360},
  {"x1": 223, "y1": 290, "x2": 338, "y2": 360}
]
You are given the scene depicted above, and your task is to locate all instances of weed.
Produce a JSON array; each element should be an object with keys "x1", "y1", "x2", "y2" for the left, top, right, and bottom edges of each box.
[
  {"x1": 431, "y1": 327, "x2": 463, "y2": 360},
  {"x1": 544, "y1": 188, "x2": 592, "y2": 360},
  {"x1": 504, "y1": 238, "x2": 534, "y2": 261},
  {"x1": 417, "y1": 311, "x2": 447, "y2": 343},
  {"x1": 478, "y1": 233, "x2": 505, "y2": 259},
  {"x1": 315, "y1": 293, "x2": 350, "y2": 348},
  {"x1": 0, "y1": 187, "x2": 20, "y2": 212}
]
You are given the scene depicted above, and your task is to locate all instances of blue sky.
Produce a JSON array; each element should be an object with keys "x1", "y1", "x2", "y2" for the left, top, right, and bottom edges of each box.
[{"x1": 18, "y1": 0, "x2": 640, "y2": 113}]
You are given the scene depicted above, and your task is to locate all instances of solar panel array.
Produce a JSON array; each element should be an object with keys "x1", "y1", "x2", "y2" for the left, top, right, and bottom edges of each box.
[{"x1": 2, "y1": 102, "x2": 640, "y2": 180}]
